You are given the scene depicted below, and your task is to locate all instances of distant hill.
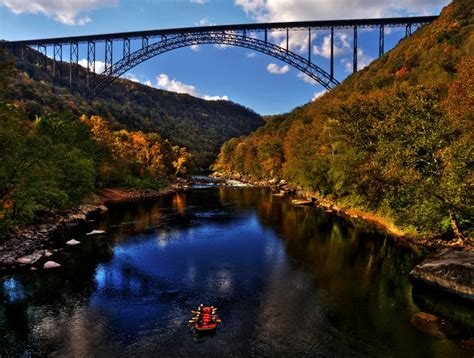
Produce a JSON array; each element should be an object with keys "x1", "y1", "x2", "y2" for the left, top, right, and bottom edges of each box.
[
  {"x1": 4, "y1": 49, "x2": 264, "y2": 168},
  {"x1": 213, "y1": 0, "x2": 473, "y2": 239}
]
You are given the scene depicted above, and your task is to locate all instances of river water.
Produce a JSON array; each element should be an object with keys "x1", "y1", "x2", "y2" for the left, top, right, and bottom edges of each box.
[{"x1": 1, "y1": 186, "x2": 473, "y2": 357}]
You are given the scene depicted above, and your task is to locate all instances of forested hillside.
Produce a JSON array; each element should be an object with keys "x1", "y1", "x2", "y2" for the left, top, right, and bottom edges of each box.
[
  {"x1": 213, "y1": 0, "x2": 473, "y2": 239},
  {"x1": 4, "y1": 50, "x2": 263, "y2": 167}
]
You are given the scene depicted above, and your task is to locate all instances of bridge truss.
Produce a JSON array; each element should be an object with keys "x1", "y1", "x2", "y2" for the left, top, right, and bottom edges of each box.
[{"x1": 4, "y1": 16, "x2": 437, "y2": 97}]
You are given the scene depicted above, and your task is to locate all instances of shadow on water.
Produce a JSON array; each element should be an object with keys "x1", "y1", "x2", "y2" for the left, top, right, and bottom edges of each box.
[{"x1": 1, "y1": 187, "x2": 473, "y2": 357}]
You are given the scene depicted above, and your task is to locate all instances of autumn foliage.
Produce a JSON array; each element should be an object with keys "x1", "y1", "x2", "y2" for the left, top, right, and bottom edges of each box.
[{"x1": 213, "y1": 0, "x2": 473, "y2": 239}]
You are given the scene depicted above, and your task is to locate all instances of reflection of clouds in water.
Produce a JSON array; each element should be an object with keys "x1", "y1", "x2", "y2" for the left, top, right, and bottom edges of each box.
[
  {"x1": 207, "y1": 268, "x2": 234, "y2": 295},
  {"x1": 3, "y1": 278, "x2": 26, "y2": 302},
  {"x1": 184, "y1": 263, "x2": 197, "y2": 284},
  {"x1": 33, "y1": 307, "x2": 116, "y2": 357}
]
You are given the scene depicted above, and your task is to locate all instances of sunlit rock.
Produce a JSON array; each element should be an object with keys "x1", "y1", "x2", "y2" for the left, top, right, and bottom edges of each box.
[
  {"x1": 86, "y1": 230, "x2": 106, "y2": 236},
  {"x1": 66, "y1": 239, "x2": 81, "y2": 246},
  {"x1": 43, "y1": 261, "x2": 61, "y2": 269},
  {"x1": 291, "y1": 199, "x2": 313, "y2": 206},
  {"x1": 410, "y1": 249, "x2": 474, "y2": 301},
  {"x1": 15, "y1": 252, "x2": 42, "y2": 265},
  {"x1": 410, "y1": 312, "x2": 445, "y2": 338}
]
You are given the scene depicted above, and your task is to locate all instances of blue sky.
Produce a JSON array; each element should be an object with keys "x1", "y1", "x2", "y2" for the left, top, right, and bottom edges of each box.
[{"x1": 0, "y1": 0, "x2": 450, "y2": 115}]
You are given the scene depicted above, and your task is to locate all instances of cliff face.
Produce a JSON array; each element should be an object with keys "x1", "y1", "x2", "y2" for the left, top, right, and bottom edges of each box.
[{"x1": 213, "y1": 0, "x2": 474, "y2": 239}]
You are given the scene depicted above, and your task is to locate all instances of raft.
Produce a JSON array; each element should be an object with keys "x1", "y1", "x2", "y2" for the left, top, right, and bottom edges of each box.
[{"x1": 189, "y1": 305, "x2": 221, "y2": 332}]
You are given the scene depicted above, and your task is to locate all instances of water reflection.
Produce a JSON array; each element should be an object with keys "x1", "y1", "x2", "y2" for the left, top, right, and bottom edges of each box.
[{"x1": 0, "y1": 187, "x2": 472, "y2": 357}]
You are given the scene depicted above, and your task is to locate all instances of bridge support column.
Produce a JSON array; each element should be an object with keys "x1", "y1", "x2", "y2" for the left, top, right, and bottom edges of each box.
[
  {"x1": 69, "y1": 42, "x2": 78, "y2": 86},
  {"x1": 353, "y1": 25, "x2": 358, "y2": 72},
  {"x1": 264, "y1": 29, "x2": 267, "y2": 44},
  {"x1": 53, "y1": 43, "x2": 62, "y2": 80},
  {"x1": 37, "y1": 45, "x2": 47, "y2": 72},
  {"x1": 123, "y1": 38, "x2": 130, "y2": 59},
  {"x1": 105, "y1": 39, "x2": 113, "y2": 73},
  {"x1": 405, "y1": 24, "x2": 412, "y2": 37},
  {"x1": 142, "y1": 36, "x2": 149, "y2": 49},
  {"x1": 308, "y1": 28, "x2": 311, "y2": 63},
  {"x1": 330, "y1": 26, "x2": 334, "y2": 79},
  {"x1": 286, "y1": 28, "x2": 289, "y2": 52},
  {"x1": 379, "y1": 25, "x2": 384, "y2": 57},
  {"x1": 87, "y1": 41, "x2": 96, "y2": 89}
]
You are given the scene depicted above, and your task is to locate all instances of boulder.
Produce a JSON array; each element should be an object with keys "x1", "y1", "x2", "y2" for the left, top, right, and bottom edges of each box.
[
  {"x1": 43, "y1": 261, "x2": 61, "y2": 269},
  {"x1": 44, "y1": 250, "x2": 53, "y2": 257},
  {"x1": 292, "y1": 199, "x2": 313, "y2": 206},
  {"x1": 86, "y1": 229, "x2": 106, "y2": 236},
  {"x1": 98, "y1": 205, "x2": 108, "y2": 212},
  {"x1": 409, "y1": 312, "x2": 445, "y2": 338},
  {"x1": 15, "y1": 252, "x2": 43, "y2": 265},
  {"x1": 66, "y1": 239, "x2": 81, "y2": 246},
  {"x1": 69, "y1": 213, "x2": 87, "y2": 222},
  {"x1": 410, "y1": 249, "x2": 474, "y2": 301}
]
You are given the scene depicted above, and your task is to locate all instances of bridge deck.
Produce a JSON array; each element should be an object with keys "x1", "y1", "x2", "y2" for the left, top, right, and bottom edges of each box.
[{"x1": 6, "y1": 16, "x2": 437, "y2": 46}]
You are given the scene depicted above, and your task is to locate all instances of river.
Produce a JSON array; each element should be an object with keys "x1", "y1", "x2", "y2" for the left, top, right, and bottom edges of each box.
[{"x1": 1, "y1": 186, "x2": 473, "y2": 357}]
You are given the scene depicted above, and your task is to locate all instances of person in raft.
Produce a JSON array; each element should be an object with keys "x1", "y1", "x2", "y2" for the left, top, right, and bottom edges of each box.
[{"x1": 197, "y1": 306, "x2": 217, "y2": 326}]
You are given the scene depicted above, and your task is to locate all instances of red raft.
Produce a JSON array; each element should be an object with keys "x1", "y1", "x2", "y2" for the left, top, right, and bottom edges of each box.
[{"x1": 189, "y1": 305, "x2": 221, "y2": 332}]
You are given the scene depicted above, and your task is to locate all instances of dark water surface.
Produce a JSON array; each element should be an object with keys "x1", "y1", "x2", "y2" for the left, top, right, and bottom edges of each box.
[{"x1": 1, "y1": 187, "x2": 473, "y2": 357}]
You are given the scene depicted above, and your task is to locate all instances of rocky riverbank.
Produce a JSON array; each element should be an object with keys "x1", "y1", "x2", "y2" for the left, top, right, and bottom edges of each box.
[
  {"x1": 410, "y1": 249, "x2": 474, "y2": 301},
  {"x1": 211, "y1": 171, "x2": 472, "y2": 250},
  {"x1": 212, "y1": 171, "x2": 474, "y2": 302},
  {"x1": 0, "y1": 203, "x2": 108, "y2": 269},
  {"x1": 0, "y1": 178, "x2": 196, "y2": 269}
]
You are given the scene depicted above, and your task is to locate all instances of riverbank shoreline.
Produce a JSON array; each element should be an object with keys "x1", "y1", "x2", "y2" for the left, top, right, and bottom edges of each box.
[
  {"x1": 0, "y1": 178, "x2": 198, "y2": 269},
  {"x1": 211, "y1": 171, "x2": 472, "y2": 251}
]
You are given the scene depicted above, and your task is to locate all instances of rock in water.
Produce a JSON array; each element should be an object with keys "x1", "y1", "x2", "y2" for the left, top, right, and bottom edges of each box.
[
  {"x1": 409, "y1": 312, "x2": 445, "y2": 338},
  {"x1": 86, "y1": 230, "x2": 106, "y2": 236},
  {"x1": 15, "y1": 252, "x2": 43, "y2": 265},
  {"x1": 66, "y1": 239, "x2": 81, "y2": 246},
  {"x1": 410, "y1": 249, "x2": 474, "y2": 301},
  {"x1": 43, "y1": 261, "x2": 61, "y2": 269},
  {"x1": 291, "y1": 199, "x2": 313, "y2": 206}
]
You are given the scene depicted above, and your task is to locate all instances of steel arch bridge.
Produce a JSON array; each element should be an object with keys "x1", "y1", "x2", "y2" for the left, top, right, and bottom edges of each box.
[{"x1": 4, "y1": 16, "x2": 437, "y2": 97}]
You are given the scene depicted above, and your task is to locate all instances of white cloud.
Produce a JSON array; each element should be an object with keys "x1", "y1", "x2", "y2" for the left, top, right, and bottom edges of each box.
[
  {"x1": 78, "y1": 59, "x2": 106, "y2": 73},
  {"x1": 190, "y1": 0, "x2": 208, "y2": 4},
  {"x1": 215, "y1": 44, "x2": 230, "y2": 50},
  {"x1": 267, "y1": 63, "x2": 289, "y2": 75},
  {"x1": 203, "y1": 94, "x2": 229, "y2": 101},
  {"x1": 313, "y1": 33, "x2": 351, "y2": 59},
  {"x1": 123, "y1": 73, "x2": 140, "y2": 83},
  {"x1": 247, "y1": 52, "x2": 256, "y2": 58},
  {"x1": 0, "y1": 0, "x2": 117, "y2": 25},
  {"x1": 234, "y1": 0, "x2": 448, "y2": 53},
  {"x1": 190, "y1": 44, "x2": 200, "y2": 51},
  {"x1": 155, "y1": 74, "x2": 228, "y2": 101},
  {"x1": 297, "y1": 72, "x2": 318, "y2": 85},
  {"x1": 312, "y1": 90, "x2": 327, "y2": 101},
  {"x1": 234, "y1": 0, "x2": 448, "y2": 22},
  {"x1": 341, "y1": 48, "x2": 374, "y2": 73},
  {"x1": 156, "y1": 74, "x2": 198, "y2": 95},
  {"x1": 195, "y1": 17, "x2": 214, "y2": 26}
]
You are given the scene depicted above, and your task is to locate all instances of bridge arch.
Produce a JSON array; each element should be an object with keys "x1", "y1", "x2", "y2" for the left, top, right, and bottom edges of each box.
[{"x1": 92, "y1": 32, "x2": 340, "y2": 96}]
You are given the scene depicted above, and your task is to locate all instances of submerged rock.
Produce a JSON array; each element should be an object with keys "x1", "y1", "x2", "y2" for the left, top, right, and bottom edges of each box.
[
  {"x1": 66, "y1": 239, "x2": 81, "y2": 246},
  {"x1": 410, "y1": 249, "x2": 474, "y2": 301},
  {"x1": 86, "y1": 229, "x2": 106, "y2": 236},
  {"x1": 410, "y1": 312, "x2": 445, "y2": 338},
  {"x1": 43, "y1": 261, "x2": 61, "y2": 269}
]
